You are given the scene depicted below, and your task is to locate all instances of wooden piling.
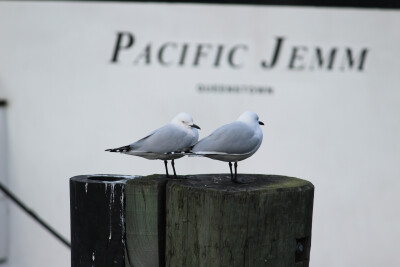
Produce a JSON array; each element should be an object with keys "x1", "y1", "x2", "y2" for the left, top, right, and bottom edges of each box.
[
  {"x1": 71, "y1": 174, "x2": 314, "y2": 267},
  {"x1": 165, "y1": 174, "x2": 314, "y2": 267},
  {"x1": 125, "y1": 175, "x2": 168, "y2": 267},
  {"x1": 70, "y1": 174, "x2": 135, "y2": 267}
]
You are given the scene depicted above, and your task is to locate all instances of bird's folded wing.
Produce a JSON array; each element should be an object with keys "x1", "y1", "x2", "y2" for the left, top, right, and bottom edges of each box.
[
  {"x1": 131, "y1": 124, "x2": 196, "y2": 153},
  {"x1": 192, "y1": 122, "x2": 260, "y2": 154}
]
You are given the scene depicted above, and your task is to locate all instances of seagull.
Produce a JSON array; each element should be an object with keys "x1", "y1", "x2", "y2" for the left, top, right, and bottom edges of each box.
[
  {"x1": 191, "y1": 111, "x2": 264, "y2": 183},
  {"x1": 106, "y1": 112, "x2": 200, "y2": 178}
]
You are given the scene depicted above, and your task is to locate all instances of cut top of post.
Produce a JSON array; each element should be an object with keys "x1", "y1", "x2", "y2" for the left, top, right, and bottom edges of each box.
[{"x1": 167, "y1": 174, "x2": 313, "y2": 193}]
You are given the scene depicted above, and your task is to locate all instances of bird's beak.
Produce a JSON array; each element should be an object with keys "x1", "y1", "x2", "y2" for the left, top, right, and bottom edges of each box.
[
  {"x1": 258, "y1": 121, "x2": 264, "y2": 126},
  {"x1": 191, "y1": 124, "x2": 201, "y2": 130}
]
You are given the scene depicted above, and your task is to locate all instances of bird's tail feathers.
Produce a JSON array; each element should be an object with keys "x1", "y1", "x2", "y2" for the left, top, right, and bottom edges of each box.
[{"x1": 105, "y1": 145, "x2": 131, "y2": 153}]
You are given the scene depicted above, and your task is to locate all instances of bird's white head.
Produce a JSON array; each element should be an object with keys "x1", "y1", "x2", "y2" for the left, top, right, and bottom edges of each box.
[
  {"x1": 237, "y1": 111, "x2": 264, "y2": 126},
  {"x1": 171, "y1": 112, "x2": 201, "y2": 130}
]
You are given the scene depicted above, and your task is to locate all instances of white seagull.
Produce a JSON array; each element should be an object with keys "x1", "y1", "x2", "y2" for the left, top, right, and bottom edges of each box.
[
  {"x1": 191, "y1": 111, "x2": 264, "y2": 183},
  {"x1": 106, "y1": 112, "x2": 200, "y2": 177}
]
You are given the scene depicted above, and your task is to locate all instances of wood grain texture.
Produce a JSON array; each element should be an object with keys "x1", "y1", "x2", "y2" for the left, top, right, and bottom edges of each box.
[
  {"x1": 125, "y1": 175, "x2": 168, "y2": 267},
  {"x1": 165, "y1": 174, "x2": 314, "y2": 267}
]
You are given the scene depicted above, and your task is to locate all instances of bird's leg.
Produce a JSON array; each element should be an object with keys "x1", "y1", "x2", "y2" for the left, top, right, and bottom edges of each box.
[
  {"x1": 171, "y1": 159, "x2": 177, "y2": 178},
  {"x1": 232, "y1": 162, "x2": 245, "y2": 184},
  {"x1": 164, "y1": 160, "x2": 170, "y2": 178},
  {"x1": 229, "y1": 162, "x2": 234, "y2": 181},
  {"x1": 234, "y1": 162, "x2": 238, "y2": 182}
]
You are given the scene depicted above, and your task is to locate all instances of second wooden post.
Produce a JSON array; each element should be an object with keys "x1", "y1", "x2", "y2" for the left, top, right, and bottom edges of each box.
[
  {"x1": 165, "y1": 174, "x2": 314, "y2": 267},
  {"x1": 125, "y1": 174, "x2": 314, "y2": 267}
]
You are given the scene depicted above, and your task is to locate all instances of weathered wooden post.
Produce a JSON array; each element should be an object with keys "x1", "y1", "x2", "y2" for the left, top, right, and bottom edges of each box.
[
  {"x1": 165, "y1": 174, "x2": 314, "y2": 267},
  {"x1": 71, "y1": 173, "x2": 314, "y2": 267},
  {"x1": 70, "y1": 174, "x2": 135, "y2": 267},
  {"x1": 125, "y1": 175, "x2": 168, "y2": 267}
]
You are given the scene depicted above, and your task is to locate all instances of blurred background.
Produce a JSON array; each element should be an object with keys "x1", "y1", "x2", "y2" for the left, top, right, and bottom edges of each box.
[{"x1": 1, "y1": 1, "x2": 399, "y2": 266}]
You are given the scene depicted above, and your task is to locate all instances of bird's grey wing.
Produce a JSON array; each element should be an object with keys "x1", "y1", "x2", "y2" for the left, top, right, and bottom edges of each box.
[
  {"x1": 106, "y1": 128, "x2": 157, "y2": 153},
  {"x1": 131, "y1": 124, "x2": 195, "y2": 153},
  {"x1": 192, "y1": 122, "x2": 259, "y2": 154},
  {"x1": 128, "y1": 128, "x2": 157, "y2": 149}
]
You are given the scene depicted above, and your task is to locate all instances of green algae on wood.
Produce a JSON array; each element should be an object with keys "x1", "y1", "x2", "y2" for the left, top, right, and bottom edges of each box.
[
  {"x1": 124, "y1": 174, "x2": 314, "y2": 267},
  {"x1": 125, "y1": 175, "x2": 168, "y2": 267}
]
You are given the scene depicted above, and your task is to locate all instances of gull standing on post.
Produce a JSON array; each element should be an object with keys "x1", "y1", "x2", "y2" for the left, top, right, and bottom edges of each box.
[
  {"x1": 106, "y1": 112, "x2": 200, "y2": 177},
  {"x1": 191, "y1": 111, "x2": 264, "y2": 183}
]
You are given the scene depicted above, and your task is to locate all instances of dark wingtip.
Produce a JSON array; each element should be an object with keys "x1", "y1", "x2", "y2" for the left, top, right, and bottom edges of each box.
[{"x1": 105, "y1": 145, "x2": 131, "y2": 153}]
